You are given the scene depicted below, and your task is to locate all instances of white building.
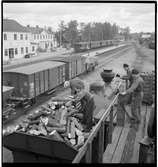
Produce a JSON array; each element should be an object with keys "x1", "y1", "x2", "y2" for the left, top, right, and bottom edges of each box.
[
  {"x1": 26, "y1": 25, "x2": 57, "y2": 52},
  {"x1": 3, "y1": 19, "x2": 57, "y2": 62},
  {"x1": 3, "y1": 19, "x2": 35, "y2": 61}
]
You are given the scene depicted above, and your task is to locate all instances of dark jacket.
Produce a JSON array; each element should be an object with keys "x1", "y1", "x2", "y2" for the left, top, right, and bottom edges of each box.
[
  {"x1": 79, "y1": 92, "x2": 96, "y2": 132},
  {"x1": 126, "y1": 75, "x2": 144, "y2": 95}
]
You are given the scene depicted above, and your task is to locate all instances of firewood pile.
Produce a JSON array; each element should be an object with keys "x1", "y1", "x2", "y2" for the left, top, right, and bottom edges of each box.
[
  {"x1": 140, "y1": 71, "x2": 155, "y2": 105},
  {"x1": 4, "y1": 96, "x2": 92, "y2": 150}
]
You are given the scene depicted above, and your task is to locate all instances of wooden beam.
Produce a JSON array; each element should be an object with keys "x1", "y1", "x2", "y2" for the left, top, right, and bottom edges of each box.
[
  {"x1": 111, "y1": 127, "x2": 129, "y2": 163},
  {"x1": 108, "y1": 106, "x2": 114, "y2": 143},
  {"x1": 103, "y1": 127, "x2": 123, "y2": 163},
  {"x1": 129, "y1": 105, "x2": 147, "y2": 163},
  {"x1": 117, "y1": 102, "x2": 125, "y2": 127},
  {"x1": 98, "y1": 121, "x2": 105, "y2": 163},
  {"x1": 85, "y1": 143, "x2": 92, "y2": 163}
]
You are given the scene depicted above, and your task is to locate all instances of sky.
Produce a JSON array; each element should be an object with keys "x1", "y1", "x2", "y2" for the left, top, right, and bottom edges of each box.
[{"x1": 3, "y1": 3, "x2": 155, "y2": 33}]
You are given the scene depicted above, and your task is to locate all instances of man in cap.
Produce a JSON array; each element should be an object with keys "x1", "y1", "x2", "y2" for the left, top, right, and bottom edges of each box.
[
  {"x1": 121, "y1": 63, "x2": 133, "y2": 89},
  {"x1": 64, "y1": 78, "x2": 96, "y2": 132},
  {"x1": 123, "y1": 69, "x2": 144, "y2": 126}
]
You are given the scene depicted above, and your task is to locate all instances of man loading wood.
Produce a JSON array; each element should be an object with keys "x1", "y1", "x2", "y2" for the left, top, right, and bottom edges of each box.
[{"x1": 64, "y1": 78, "x2": 96, "y2": 132}]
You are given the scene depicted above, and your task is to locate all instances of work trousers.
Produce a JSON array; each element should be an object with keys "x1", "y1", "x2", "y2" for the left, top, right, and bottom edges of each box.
[
  {"x1": 131, "y1": 92, "x2": 143, "y2": 123},
  {"x1": 118, "y1": 92, "x2": 143, "y2": 123}
]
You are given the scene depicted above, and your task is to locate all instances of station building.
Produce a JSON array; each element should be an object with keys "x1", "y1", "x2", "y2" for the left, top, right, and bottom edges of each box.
[
  {"x1": 3, "y1": 19, "x2": 32, "y2": 61},
  {"x1": 26, "y1": 25, "x2": 57, "y2": 52}
]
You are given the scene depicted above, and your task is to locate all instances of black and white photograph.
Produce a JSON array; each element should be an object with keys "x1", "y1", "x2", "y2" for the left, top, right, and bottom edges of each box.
[{"x1": 2, "y1": 1, "x2": 156, "y2": 163}]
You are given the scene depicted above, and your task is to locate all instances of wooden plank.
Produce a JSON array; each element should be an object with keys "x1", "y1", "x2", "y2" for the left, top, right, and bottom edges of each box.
[
  {"x1": 111, "y1": 127, "x2": 129, "y2": 163},
  {"x1": 129, "y1": 105, "x2": 147, "y2": 163},
  {"x1": 117, "y1": 103, "x2": 125, "y2": 127},
  {"x1": 85, "y1": 143, "x2": 92, "y2": 163},
  {"x1": 103, "y1": 127, "x2": 123, "y2": 163}
]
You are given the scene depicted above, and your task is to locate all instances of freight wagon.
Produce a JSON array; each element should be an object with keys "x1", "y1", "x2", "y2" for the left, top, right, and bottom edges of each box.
[
  {"x1": 49, "y1": 55, "x2": 86, "y2": 80},
  {"x1": 3, "y1": 61, "x2": 66, "y2": 102},
  {"x1": 73, "y1": 40, "x2": 119, "y2": 52},
  {"x1": 3, "y1": 55, "x2": 87, "y2": 107}
]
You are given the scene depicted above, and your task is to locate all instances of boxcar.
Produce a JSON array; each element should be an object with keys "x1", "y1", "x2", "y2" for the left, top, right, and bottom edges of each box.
[
  {"x1": 3, "y1": 61, "x2": 66, "y2": 99},
  {"x1": 49, "y1": 55, "x2": 86, "y2": 81}
]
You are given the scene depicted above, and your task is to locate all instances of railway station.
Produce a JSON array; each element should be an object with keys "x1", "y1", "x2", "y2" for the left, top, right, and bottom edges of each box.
[{"x1": 2, "y1": 2, "x2": 156, "y2": 164}]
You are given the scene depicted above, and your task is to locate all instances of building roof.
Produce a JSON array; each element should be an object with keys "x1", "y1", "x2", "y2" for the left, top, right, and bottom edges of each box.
[
  {"x1": 5, "y1": 61, "x2": 65, "y2": 75},
  {"x1": 26, "y1": 26, "x2": 53, "y2": 34},
  {"x1": 3, "y1": 19, "x2": 29, "y2": 33},
  {"x1": 3, "y1": 86, "x2": 14, "y2": 93}
]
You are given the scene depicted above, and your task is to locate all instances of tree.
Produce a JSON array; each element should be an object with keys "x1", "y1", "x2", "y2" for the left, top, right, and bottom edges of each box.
[
  {"x1": 48, "y1": 26, "x2": 53, "y2": 33},
  {"x1": 63, "y1": 20, "x2": 79, "y2": 46},
  {"x1": 58, "y1": 20, "x2": 67, "y2": 46}
]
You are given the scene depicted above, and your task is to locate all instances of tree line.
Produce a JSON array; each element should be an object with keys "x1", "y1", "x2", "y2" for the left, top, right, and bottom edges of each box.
[{"x1": 55, "y1": 20, "x2": 130, "y2": 47}]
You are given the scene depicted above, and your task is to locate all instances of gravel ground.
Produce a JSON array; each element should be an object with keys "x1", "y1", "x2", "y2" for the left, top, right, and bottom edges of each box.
[{"x1": 3, "y1": 42, "x2": 155, "y2": 163}]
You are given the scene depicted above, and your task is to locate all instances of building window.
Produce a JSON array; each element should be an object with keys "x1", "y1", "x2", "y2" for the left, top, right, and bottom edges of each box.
[
  {"x1": 26, "y1": 47, "x2": 28, "y2": 53},
  {"x1": 21, "y1": 47, "x2": 24, "y2": 54},
  {"x1": 4, "y1": 34, "x2": 7, "y2": 40},
  {"x1": 14, "y1": 34, "x2": 17, "y2": 40},
  {"x1": 5, "y1": 49, "x2": 8, "y2": 56},
  {"x1": 32, "y1": 46, "x2": 35, "y2": 52},
  {"x1": 25, "y1": 34, "x2": 28, "y2": 40},
  {"x1": 43, "y1": 35, "x2": 45, "y2": 39},
  {"x1": 15, "y1": 48, "x2": 18, "y2": 55},
  {"x1": 20, "y1": 34, "x2": 23, "y2": 40},
  {"x1": 37, "y1": 35, "x2": 39, "y2": 40},
  {"x1": 40, "y1": 35, "x2": 42, "y2": 39},
  {"x1": 34, "y1": 34, "x2": 36, "y2": 40}
]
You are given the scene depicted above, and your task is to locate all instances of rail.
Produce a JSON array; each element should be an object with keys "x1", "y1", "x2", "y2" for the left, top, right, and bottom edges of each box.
[{"x1": 72, "y1": 81, "x2": 123, "y2": 163}]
